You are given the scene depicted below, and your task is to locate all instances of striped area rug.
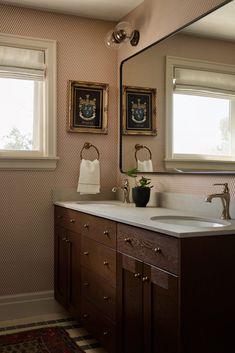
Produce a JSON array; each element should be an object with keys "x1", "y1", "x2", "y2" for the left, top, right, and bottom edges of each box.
[{"x1": 0, "y1": 314, "x2": 107, "y2": 353}]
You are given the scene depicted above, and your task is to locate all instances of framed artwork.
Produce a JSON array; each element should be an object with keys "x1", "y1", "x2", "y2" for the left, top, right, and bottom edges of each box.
[
  {"x1": 68, "y1": 80, "x2": 109, "y2": 134},
  {"x1": 122, "y1": 85, "x2": 157, "y2": 135}
]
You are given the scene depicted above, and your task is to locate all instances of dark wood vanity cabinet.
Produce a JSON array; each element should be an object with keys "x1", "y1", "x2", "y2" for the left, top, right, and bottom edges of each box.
[
  {"x1": 55, "y1": 205, "x2": 235, "y2": 353},
  {"x1": 117, "y1": 254, "x2": 179, "y2": 353},
  {"x1": 54, "y1": 206, "x2": 117, "y2": 353},
  {"x1": 117, "y1": 224, "x2": 179, "y2": 353},
  {"x1": 117, "y1": 223, "x2": 235, "y2": 353},
  {"x1": 80, "y1": 213, "x2": 117, "y2": 352},
  {"x1": 54, "y1": 206, "x2": 81, "y2": 317}
]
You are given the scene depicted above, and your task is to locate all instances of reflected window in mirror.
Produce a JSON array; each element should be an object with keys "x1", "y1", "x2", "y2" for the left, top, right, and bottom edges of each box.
[{"x1": 165, "y1": 56, "x2": 235, "y2": 171}]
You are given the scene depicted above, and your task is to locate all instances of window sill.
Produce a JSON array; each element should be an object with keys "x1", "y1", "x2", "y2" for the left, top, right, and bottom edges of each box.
[
  {"x1": 0, "y1": 156, "x2": 59, "y2": 170},
  {"x1": 164, "y1": 158, "x2": 235, "y2": 172}
]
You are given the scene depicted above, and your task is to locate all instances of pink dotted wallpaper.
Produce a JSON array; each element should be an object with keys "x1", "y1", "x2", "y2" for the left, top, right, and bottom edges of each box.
[
  {"x1": 0, "y1": 3, "x2": 118, "y2": 296},
  {"x1": 0, "y1": 0, "x2": 232, "y2": 297}
]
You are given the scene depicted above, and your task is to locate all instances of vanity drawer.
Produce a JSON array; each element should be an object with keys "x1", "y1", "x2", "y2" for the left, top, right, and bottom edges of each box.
[
  {"x1": 80, "y1": 213, "x2": 116, "y2": 249},
  {"x1": 117, "y1": 223, "x2": 179, "y2": 274},
  {"x1": 81, "y1": 298, "x2": 116, "y2": 353},
  {"x1": 81, "y1": 266, "x2": 116, "y2": 321},
  {"x1": 81, "y1": 237, "x2": 116, "y2": 286},
  {"x1": 54, "y1": 206, "x2": 81, "y2": 233}
]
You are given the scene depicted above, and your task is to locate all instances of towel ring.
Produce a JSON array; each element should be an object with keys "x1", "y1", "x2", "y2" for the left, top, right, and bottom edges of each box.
[
  {"x1": 80, "y1": 142, "x2": 100, "y2": 160},
  {"x1": 135, "y1": 144, "x2": 152, "y2": 162}
]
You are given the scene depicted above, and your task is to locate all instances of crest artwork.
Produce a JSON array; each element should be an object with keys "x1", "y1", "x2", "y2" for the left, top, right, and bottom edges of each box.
[
  {"x1": 68, "y1": 81, "x2": 109, "y2": 134},
  {"x1": 122, "y1": 86, "x2": 157, "y2": 136}
]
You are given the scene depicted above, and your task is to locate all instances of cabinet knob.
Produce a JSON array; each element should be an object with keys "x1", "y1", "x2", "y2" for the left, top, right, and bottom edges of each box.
[
  {"x1": 103, "y1": 331, "x2": 109, "y2": 336},
  {"x1": 124, "y1": 237, "x2": 131, "y2": 243},
  {"x1": 134, "y1": 273, "x2": 141, "y2": 278},
  {"x1": 103, "y1": 296, "x2": 109, "y2": 301},
  {"x1": 142, "y1": 276, "x2": 149, "y2": 282},
  {"x1": 83, "y1": 251, "x2": 89, "y2": 255},
  {"x1": 83, "y1": 313, "x2": 89, "y2": 318},
  {"x1": 83, "y1": 282, "x2": 89, "y2": 286},
  {"x1": 103, "y1": 230, "x2": 109, "y2": 236},
  {"x1": 57, "y1": 215, "x2": 63, "y2": 219},
  {"x1": 62, "y1": 237, "x2": 66, "y2": 241},
  {"x1": 83, "y1": 223, "x2": 89, "y2": 229},
  {"x1": 70, "y1": 219, "x2": 75, "y2": 223},
  {"x1": 103, "y1": 260, "x2": 109, "y2": 266},
  {"x1": 153, "y1": 247, "x2": 161, "y2": 253},
  {"x1": 65, "y1": 239, "x2": 70, "y2": 243}
]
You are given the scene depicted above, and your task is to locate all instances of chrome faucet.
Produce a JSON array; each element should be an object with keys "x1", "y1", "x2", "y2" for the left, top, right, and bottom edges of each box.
[
  {"x1": 205, "y1": 183, "x2": 231, "y2": 220},
  {"x1": 112, "y1": 178, "x2": 130, "y2": 203}
]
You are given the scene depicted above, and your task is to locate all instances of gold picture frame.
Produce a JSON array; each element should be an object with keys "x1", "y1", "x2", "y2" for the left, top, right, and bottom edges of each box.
[
  {"x1": 122, "y1": 85, "x2": 157, "y2": 135},
  {"x1": 68, "y1": 80, "x2": 109, "y2": 134}
]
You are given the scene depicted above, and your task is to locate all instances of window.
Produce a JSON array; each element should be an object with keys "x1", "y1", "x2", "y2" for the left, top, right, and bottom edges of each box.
[
  {"x1": 165, "y1": 56, "x2": 235, "y2": 171},
  {"x1": 173, "y1": 93, "x2": 235, "y2": 156},
  {"x1": 0, "y1": 33, "x2": 58, "y2": 169}
]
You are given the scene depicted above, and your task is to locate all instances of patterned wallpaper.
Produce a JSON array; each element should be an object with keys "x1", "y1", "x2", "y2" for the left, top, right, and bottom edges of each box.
[
  {"x1": 0, "y1": 4, "x2": 118, "y2": 296},
  {"x1": 0, "y1": 0, "x2": 233, "y2": 297}
]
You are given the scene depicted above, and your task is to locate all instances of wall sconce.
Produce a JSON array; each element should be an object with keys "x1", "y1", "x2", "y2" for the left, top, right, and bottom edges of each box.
[{"x1": 105, "y1": 21, "x2": 140, "y2": 49}]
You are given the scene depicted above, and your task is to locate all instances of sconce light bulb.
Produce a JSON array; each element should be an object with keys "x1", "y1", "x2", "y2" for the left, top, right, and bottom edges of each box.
[
  {"x1": 105, "y1": 21, "x2": 140, "y2": 48},
  {"x1": 105, "y1": 29, "x2": 122, "y2": 49}
]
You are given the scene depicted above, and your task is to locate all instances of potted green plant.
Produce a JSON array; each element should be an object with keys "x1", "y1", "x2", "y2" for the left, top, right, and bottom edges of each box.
[{"x1": 127, "y1": 168, "x2": 153, "y2": 207}]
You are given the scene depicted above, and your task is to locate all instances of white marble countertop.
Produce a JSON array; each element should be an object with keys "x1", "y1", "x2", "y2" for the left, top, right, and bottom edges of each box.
[{"x1": 54, "y1": 200, "x2": 235, "y2": 238}]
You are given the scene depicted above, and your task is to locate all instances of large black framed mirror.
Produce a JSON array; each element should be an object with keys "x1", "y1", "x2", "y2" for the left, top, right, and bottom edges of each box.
[{"x1": 120, "y1": 0, "x2": 235, "y2": 174}]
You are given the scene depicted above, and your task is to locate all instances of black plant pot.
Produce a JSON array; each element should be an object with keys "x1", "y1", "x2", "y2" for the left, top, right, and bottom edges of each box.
[{"x1": 132, "y1": 187, "x2": 151, "y2": 207}]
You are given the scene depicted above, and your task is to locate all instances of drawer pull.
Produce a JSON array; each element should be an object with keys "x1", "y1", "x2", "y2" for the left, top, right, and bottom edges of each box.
[
  {"x1": 83, "y1": 251, "x2": 89, "y2": 255},
  {"x1": 62, "y1": 237, "x2": 67, "y2": 241},
  {"x1": 142, "y1": 276, "x2": 149, "y2": 282},
  {"x1": 57, "y1": 215, "x2": 63, "y2": 219},
  {"x1": 103, "y1": 331, "x2": 109, "y2": 336},
  {"x1": 65, "y1": 239, "x2": 70, "y2": 243},
  {"x1": 83, "y1": 313, "x2": 89, "y2": 318},
  {"x1": 83, "y1": 282, "x2": 89, "y2": 286},
  {"x1": 103, "y1": 261, "x2": 109, "y2": 266},
  {"x1": 134, "y1": 273, "x2": 141, "y2": 278},
  {"x1": 103, "y1": 230, "x2": 109, "y2": 236},
  {"x1": 103, "y1": 296, "x2": 109, "y2": 301},
  {"x1": 124, "y1": 237, "x2": 131, "y2": 243},
  {"x1": 83, "y1": 223, "x2": 89, "y2": 229},
  {"x1": 153, "y1": 247, "x2": 162, "y2": 253},
  {"x1": 70, "y1": 219, "x2": 75, "y2": 223}
]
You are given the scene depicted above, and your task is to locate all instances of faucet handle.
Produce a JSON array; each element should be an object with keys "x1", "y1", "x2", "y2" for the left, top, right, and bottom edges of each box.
[
  {"x1": 213, "y1": 183, "x2": 229, "y2": 192},
  {"x1": 123, "y1": 178, "x2": 129, "y2": 187}
]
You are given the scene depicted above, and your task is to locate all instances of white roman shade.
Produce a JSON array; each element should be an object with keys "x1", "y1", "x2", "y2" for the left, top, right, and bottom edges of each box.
[
  {"x1": 0, "y1": 45, "x2": 45, "y2": 80},
  {"x1": 174, "y1": 67, "x2": 235, "y2": 95}
]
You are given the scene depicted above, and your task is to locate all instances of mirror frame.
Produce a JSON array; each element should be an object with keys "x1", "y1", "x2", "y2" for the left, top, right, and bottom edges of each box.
[{"x1": 119, "y1": 0, "x2": 234, "y2": 175}]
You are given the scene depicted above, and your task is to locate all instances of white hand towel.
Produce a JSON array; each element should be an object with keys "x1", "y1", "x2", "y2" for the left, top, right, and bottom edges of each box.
[
  {"x1": 137, "y1": 159, "x2": 153, "y2": 172},
  {"x1": 77, "y1": 159, "x2": 100, "y2": 194}
]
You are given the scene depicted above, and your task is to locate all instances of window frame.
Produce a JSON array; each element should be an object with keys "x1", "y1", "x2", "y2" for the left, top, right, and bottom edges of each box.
[
  {"x1": 165, "y1": 56, "x2": 235, "y2": 171},
  {"x1": 0, "y1": 33, "x2": 58, "y2": 170}
]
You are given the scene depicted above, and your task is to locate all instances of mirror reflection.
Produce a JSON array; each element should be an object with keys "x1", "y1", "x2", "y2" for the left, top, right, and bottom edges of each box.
[{"x1": 121, "y1": 0, "x2": 235, "y2": 174}]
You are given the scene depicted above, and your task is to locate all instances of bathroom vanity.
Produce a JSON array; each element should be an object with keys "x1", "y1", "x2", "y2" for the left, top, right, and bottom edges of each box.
[{"x1": 54, "y1": 201, "x2": 235, "y2": 353}]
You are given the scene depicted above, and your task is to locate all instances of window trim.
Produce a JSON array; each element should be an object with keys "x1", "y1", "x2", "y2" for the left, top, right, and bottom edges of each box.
[
  {"x1": 165, "y1": 56, "x2": 235, "y2": 171},
  {"x1": 0, "y1": 33, "x2": 58, "y2": 170}
]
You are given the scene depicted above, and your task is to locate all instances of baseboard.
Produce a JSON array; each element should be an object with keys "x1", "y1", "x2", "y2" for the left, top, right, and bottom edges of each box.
[{"x1": 0, "y1": 291, "x2": 54, "y2": 306}]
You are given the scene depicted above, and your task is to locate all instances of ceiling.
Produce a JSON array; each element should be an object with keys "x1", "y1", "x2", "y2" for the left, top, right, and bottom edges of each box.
[
  {"x1": 184, "y1": 0, "x2": 235, "y2": 41},
  {"x1": 1, "y1": 0, "x2": 144, "y2": 21}
]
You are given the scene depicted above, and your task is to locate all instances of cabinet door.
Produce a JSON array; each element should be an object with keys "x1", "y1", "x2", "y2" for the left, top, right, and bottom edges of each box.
[
  {"x1": 54, "y1": 226, "x2": 69, "y2": 308},
  {"x1": 117, "y1": 252, "x2": 144, "y2": 353},
  {"x1": 67, "y1": 230, "x2": 81, "y2": 318},
  {"x1": 143, "y1": 264, "x2": 179, "y2": 353}
]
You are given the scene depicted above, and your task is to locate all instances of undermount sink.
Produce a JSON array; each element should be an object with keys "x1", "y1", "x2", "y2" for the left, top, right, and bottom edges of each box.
[
  {"x1": 150, "y1": 215, "x2": 231, "y2": 228},
  {"x1": 75, "y1": 201, "x2": 125, "y2": 206}
]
